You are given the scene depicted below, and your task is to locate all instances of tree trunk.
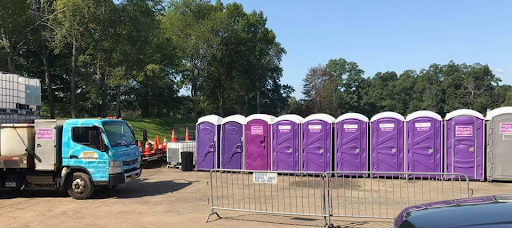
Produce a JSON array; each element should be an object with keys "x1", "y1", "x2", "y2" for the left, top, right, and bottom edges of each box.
[
  {"x1": 96, "y1": 53, "x2": 106, "y2": 117},
  {"x1": 217, "y1": 89, "x2": 223, "y2": 116},
  {"x1": 41, "y1": 44, "x2": 54, "y2": 118},
  {"x1": 70, "y1": 37, "x2": 78, "y2": 118},
  {"x1": 244, "y1": 95, "x2": 249, "y2": 116},
  {"x1": 256, "y1": 89, "x2": 261, "y2": 114},
  {"x1": 6, "y1": 50, "x2": 15, "y2": 72},
  {"x1": 116, "y1": 86, "x2": 121, "y2": 118}
]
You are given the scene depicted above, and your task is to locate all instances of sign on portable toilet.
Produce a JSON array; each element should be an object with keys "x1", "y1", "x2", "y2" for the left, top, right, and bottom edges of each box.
[
  {"x1": 220, "y1": 115, "x2": 245, "y2": 170},
  {"x1": 245, "y1": 114, "x2": 275, "y2": 171},
  {"x1": 445, "y1": 109, "x2": 484, "y2": 181},
  {"x1": 405, "y1": 111, "x2": 442, "y2": 176},
  {"x1": 302, "y1": 113, "x2": 335, "y2": 172},
  {"x1": 370, "y1": 112, "x2": 405, "y2": 174},
  {"x1": 335, "y1": 113, "x2": 369, "y2": 172},
  {"x1": 272, "y1": 114, "x2": 304, "y2": 171},
  {"x1": 486, "y1": 107, "x2": 512, "y2": 181},
  {"x1": 196, "y1": 115, "x2": 223, "y2": 171}
]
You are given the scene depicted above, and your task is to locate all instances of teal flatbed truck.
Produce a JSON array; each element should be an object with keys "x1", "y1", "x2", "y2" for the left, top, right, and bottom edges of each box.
[{"x1": 0, "y1": 118, "x2": 141, "y2": 199}]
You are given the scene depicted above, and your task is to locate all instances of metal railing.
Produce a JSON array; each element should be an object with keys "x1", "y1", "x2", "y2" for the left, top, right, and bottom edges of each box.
[
  {"x1": 206, "y1": 169, "x2": 470, "y2": 228},
  {"x1": 206, "y1": 169, "x2": 328, "y2": 223},
  {"x1": 325, "y1": 171, "x2": 470, "y2": 221}
]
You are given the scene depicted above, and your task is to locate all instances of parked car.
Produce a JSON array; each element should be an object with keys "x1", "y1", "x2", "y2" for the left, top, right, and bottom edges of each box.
[{"x1": 394, "y1": 195, "x2": 512, "y2": 228}]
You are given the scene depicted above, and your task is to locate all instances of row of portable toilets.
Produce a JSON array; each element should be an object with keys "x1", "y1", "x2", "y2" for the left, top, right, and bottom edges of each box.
[{"x1": 196, "y1": 107, "x2": 512, "y2": 181}]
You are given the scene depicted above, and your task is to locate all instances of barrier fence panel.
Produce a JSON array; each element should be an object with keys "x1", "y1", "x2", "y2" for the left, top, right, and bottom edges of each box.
[
  {"x1": 206, "y1": 169, "x2": 328, "y2": 224},
  {"x1": 325, "y1": 172, "x2": 470, "y2": 221},
  {"x1": 207, "y1": 170, "x2": 470, "y2": 227}
]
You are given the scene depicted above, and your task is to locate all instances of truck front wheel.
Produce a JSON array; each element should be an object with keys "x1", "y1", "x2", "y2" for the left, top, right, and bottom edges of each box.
[{"x1": 67, "y1": 172, "x2": 94, "y2": 200}]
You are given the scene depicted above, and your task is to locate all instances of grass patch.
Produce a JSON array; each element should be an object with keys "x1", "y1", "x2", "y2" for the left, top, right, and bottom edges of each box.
[{"x1": 124, "y1": 117, "x2": 197, "y2": 141}]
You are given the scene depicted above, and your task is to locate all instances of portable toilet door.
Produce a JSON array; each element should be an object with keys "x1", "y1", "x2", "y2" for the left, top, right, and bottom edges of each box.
[
  {"x1": 486, "y1": 107, "x2": 512, "y2": 181},
  {"x1": 405, "y1": 111, "x2": 442, "y2": 176},
  {"x1": 196, "y1": 115, "x2": 223, "y2": 171},
  {"x1": 220, "y1": 115, "x2": 245, "y2": 170},
  {"x1": 370, "y1": 112, "x2": 405, "y2": 173},
  {"x1": 335, "y1": 113, "x2": 369, "y2": 172},
  {"x1": 245, "y1": 114, "x2": 275, "y2": 171},
  {"x1": 272, "y1": 114, "x2": 303, "y2": 171},
  {"x1": 445, "y1": 109, "x2": 484, "y2": 181},
  {"x1": 302, "y1": 114, "x2": 335, "y2": 172}
]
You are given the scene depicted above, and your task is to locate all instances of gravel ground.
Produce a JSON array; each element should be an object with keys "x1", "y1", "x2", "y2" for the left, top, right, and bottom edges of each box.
[{"x1": 1, "y1": 165, "x2": 511, "y2": 228}]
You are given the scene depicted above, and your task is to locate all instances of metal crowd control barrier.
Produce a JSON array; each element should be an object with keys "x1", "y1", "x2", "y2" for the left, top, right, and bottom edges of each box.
[
  {"x1": 325, "y1": 171, "x2": 470, "y2": 222},
  {"x1": 206, "y1": 170, "x2": 470, "y2": 228},
  {"x1": 206, "y1": 169, "x2": 328, "y2": 223}
]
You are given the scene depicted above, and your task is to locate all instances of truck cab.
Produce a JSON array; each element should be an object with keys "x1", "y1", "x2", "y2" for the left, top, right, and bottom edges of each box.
[{"x1": 0, "y1": 118, "x2": 141, "y2": 199}]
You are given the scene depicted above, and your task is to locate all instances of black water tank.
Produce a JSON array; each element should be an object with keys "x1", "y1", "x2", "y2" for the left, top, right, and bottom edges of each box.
[{"x1": 180, "y1": 152, "x2": 194, "y2": 171}]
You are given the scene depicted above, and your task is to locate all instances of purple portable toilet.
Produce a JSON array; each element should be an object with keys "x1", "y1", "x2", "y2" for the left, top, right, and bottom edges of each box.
[
  {"x1": 220, "y1": 115, "x2": 245, "y2": 170},
  {"x1": 445, "y1": 109, "x2": 484, "y2": 181},
  {"x1": 370, "y1": 112, "x2": 405, "y2": 173},
  {"x1": 272, "y1": 114, "x2": 304, "y2": 171},
  {"x1": 405, "y1": 111, "x2": 442, "y2": 176},
  {"x1": 245, "y1": 114, "x2": 275, "y2": 171},
  {"x1": 335, "y1": 113, "x2": 369, "y2": 172},
  {"x1": 196, "y1": 115, "x2": 223, "y2": 171},
  {"x1": 302, "y1": 114, "x2": 335, "y2": 172}
]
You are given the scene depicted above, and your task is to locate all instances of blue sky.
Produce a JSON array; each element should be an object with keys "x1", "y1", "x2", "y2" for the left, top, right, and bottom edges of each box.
[{"x1": 222, "y1": 0, "x2": 512, "y2": 99}]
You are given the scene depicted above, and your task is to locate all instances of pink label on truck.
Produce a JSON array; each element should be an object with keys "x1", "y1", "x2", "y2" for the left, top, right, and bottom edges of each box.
[
  {"x1": 250, "y1": 126, "x2": 264, "y2": 135},
  {"x1": 37, "y1": 129, "x2": 54, "y2": 140},
  {"x1": 455, "y1": 126, "x2": 473, "y2": 137},
  {"x1": 500, "y1": 123, "x2": 512, "y2": 134}
]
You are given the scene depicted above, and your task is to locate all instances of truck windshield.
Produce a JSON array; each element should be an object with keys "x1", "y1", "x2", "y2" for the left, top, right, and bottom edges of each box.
[{"x1": 103, "y1": 122, "x2": 136, "y2": 147}]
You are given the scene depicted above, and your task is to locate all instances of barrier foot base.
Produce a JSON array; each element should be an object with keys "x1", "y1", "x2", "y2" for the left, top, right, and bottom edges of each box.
[{"x1": 206, "y1": 211, "x2": 221, "y2": 223}]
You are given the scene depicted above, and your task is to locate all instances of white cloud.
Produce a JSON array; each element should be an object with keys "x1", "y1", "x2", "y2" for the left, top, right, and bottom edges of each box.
[{"x1": 494, "y1": 68, "x2": 505, "y2": 73}]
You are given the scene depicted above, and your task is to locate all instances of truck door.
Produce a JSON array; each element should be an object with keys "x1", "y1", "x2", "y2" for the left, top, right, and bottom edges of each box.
[{"x1": 62, "y1": 126, "x2": 110, "y2": 182}]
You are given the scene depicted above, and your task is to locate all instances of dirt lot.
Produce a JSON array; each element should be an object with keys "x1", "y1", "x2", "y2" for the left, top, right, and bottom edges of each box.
[{"x1": 1, "y1": 166, "x2": 511, "y2": 228}]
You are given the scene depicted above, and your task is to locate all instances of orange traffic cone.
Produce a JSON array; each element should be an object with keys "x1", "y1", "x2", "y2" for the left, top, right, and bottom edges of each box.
[
  {"x1": 161, "y1": 136, "x2": 167, "y2": 150},
  {"x1": 171, "y1": 129, "x2": 177, "y2": 142},
  {"x1": 144, "y1": 141, "x2": 151, "y2": 155},
  {"x1": 185, "y1": 127, "x2": 190, "y2": 141},
  {"x1": 155, "y1": 135, "x2": 161, "y2": 150}
]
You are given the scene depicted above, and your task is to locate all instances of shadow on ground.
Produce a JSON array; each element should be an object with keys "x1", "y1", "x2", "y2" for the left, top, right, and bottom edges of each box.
[
  {"x1": 0, "y1": 177, "x2": 196, "y2": 200},
  {"x1": 209, "y1": 213, "x2": 393, "y2": 228}
]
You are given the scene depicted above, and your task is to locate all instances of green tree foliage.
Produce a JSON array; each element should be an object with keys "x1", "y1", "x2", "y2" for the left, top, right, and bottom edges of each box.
[
  {"x1": 302, "y1": 59, "x2": 510, "y2": 117},
  {"x1": 1, "y1": 0, "x2": 510, "y2": 119},
  {"x1": 0, "y1": 0, "x2": 293, "y2": 118}
]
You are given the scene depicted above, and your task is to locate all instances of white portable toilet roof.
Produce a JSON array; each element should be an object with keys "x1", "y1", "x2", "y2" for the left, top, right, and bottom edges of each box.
[
  {"x1": 302, "y1": 113, "x2": 335, "y2": 123},
  {"x1": 245, "y1": 114, "x2": 276, "y2": 124},
  {"x1": 272, "y1": 114, "x2": 304, "y2": 124},
  {"x1": 370, "y1": 111, "x2": 405, "y2": 122},
  {"x1": 486, "y1": 106, "x2": 512, "y2": 120},
  {"x1": 196, "y1": 115, "x2": 223, "y2": 125},
  {"x1": 335, "y1": 113, "x2": 369, "y2": 123},
  {"x1": 445, "y1": 109, "x2": 484, "y2": 120},
  {"x1": 221, "y1": 114, "x2": 245, "y2": 124},
  {"x1": 406, "y1": 110, "x2": 442, "y2": 121}
]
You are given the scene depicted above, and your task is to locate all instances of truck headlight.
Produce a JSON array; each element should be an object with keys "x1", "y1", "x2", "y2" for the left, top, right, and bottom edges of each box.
[
  {"x1": 137, "y1": 156, "x2": 141, "y2": 168},
  {"x1": 109, "y1": 160, "x2": 122, "y2": 174}
]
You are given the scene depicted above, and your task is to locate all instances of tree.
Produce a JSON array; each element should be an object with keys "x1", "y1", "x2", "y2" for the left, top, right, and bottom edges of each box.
[
  {"x1": 0, "y1": 0, "x2": 33, "y2": 72},
  {"x1": 52, "y1": 0, "x2": 100, "y2": 117}
]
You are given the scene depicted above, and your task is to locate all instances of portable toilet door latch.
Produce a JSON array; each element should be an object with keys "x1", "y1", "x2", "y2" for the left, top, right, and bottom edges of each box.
[{"x1": 469, "y1": 146, "x2": 475, "y2": 152}]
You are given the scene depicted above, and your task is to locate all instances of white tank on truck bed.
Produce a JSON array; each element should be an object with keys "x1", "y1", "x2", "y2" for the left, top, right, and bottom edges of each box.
[{"x1": 0, "y1": 123, "x2": 35, "y2": 156}]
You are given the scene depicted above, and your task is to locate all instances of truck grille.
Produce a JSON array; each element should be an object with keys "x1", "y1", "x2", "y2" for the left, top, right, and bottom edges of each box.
[{"x1": 122, "y1": 158, "x2": 138, "y2": 166}]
